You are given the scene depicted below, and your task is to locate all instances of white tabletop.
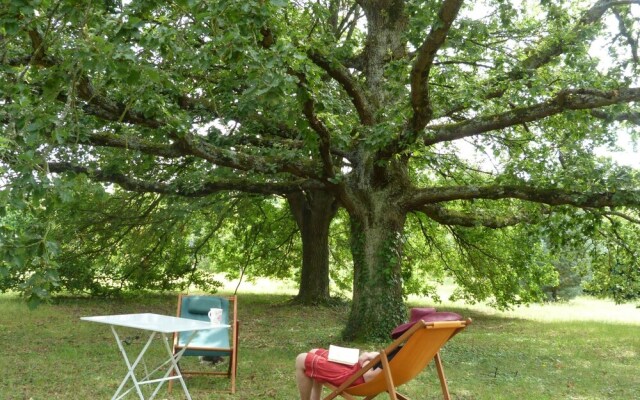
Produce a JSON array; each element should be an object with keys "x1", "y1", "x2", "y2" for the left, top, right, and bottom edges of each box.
[{"x1": 81, "y1": 313, "x2": 222, "y2": 333}]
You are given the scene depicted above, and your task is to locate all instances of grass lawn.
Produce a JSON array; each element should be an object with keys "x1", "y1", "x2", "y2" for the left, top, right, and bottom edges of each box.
[{"x1": 0, "y1": 286, "x2": 638, "y2": 400}]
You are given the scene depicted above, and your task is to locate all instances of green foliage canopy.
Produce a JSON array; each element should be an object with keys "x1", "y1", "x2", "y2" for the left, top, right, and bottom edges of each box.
[{"x1": 1, "y1": 0, "x2": 640, "y2": 334}]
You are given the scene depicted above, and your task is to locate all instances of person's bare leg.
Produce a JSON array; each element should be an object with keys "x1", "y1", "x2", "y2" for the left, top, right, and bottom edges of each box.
[
  {"x1": 310, "y1": 379, "x2": 322, "y2": 400},
  {"x1": 296, "y1": 353, "x2": 314, "y2": 400}
]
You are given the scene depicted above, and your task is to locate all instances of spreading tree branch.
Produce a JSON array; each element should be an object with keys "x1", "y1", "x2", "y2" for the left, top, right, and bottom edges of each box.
[
  {"x1": 518, "y1": 0, "x2": 640, "y2": 71},
  {"x1": 308, "y1": 50, "x2": 375, "y2": 125},
  {"x1": 46, "y1": 162, "x2": 322, "y2": 196},
  {"x1": 425, "y1": 87, "x2": 640, "y2": 145},
  {"x1": 23, "y1": 29, "x2": 164, "y2": 129},
  {"x1": 613, "y1": 7, "x2": 639, "y2": 63},
  {"x1": 440, "y1": 0, "x2": 640, "y2": 119},
  {"x1": 79, "y1": 130, "x2": 319, "y2": 178},
  {"x1": 419, "y1": 204, "x2": 537, "y2": 228},
  {"x1": 296, "y1": 72, "x2": 337, "y2": 180},
  {"x1": 13, "y1": 29, "x2": 321, "y2": 179},
  {"x1": 81, "y1": 132, "x2": 184, "y2": 157},
  {"x1": 591, "y1": 109, "x2": 640, "y2": 125},
  {"x1": 405, "y1": 183, "x2": 640, "y2": 210},
  {"x1": 588, "y1": 208, "x2": 640, "y2": 224},
  {"x1": 409, "y1": 0, "x2": 464, "y2": 132}
]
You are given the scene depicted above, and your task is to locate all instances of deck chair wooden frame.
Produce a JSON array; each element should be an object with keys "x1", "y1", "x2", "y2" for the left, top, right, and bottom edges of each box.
[
  {"x1": 321, "y1": 318, "x2": 471, "y2": 400},
  {"x1": 169, "y1": 294, "x2": 239, "y2": 394}
]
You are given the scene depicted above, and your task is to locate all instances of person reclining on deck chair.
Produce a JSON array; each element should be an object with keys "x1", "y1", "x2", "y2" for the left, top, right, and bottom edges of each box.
[
  {"x1": 295, "y1": 308, "x2": 464, "y2": 400},
  {"x1": 295, "y1": 348, "x2": 383, "y2": 400}
]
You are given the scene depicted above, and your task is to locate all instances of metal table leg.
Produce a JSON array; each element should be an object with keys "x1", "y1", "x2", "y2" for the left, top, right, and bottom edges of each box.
[
  {"x1": 108, "y1": 327, "x2": 200, "y2": 400},
  {"x1": 148, "y1": 331, "x2": 198, "y2": 400},
  {"x1": 111, "y1": 327, "x2": 156, "y2": 400}
]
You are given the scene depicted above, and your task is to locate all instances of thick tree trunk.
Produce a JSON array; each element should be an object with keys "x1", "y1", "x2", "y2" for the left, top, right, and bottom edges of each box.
[
  {"x1": 287, "y1": 189, "x2": 339, "y2": 305},
  {"x1": 337, "y1": 0, "x2": 410, "y2": 340},
  {"x1": 342, "y1": 204, "x2": 407, "y2": 340}
]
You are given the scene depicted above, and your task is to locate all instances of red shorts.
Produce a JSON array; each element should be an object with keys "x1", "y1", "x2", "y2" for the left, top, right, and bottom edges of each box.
[{"x1": 304, "y1": 348, "x2": 365, "y2": 387}]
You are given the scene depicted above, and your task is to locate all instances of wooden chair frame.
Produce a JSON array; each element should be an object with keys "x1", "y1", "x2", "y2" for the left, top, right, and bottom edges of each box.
[
  {"x1": 321, "y1": 318, "x2": 471, "y2": 400},
  {"x1": 169, "y1": 294, "x2": 239, "y2": 394}
]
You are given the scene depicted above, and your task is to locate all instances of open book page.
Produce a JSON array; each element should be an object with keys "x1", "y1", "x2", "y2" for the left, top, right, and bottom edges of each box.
[{"x1": 327, "y1": 344, "x2": 359, "y2": 366}]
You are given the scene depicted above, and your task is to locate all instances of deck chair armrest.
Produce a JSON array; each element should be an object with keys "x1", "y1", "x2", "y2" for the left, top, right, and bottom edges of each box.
[{"x1": 429, "y1": 320, "x2": 468, "y2": 329}]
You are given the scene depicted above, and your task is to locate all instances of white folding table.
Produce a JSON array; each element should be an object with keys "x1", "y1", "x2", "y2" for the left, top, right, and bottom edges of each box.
[{"x1": 81, "y1": 313, "x2": 217, "y2": 400}]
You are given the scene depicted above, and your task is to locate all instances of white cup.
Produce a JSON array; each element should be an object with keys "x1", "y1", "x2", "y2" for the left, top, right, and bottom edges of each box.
[{"x1": 208, "y1": 308, "x2": 223, "y2": 326}]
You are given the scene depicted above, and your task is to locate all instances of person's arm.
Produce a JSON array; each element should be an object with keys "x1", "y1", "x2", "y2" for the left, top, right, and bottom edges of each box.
[{"x1": 358, "y1": 351, "x2": 382, "y2": 382}]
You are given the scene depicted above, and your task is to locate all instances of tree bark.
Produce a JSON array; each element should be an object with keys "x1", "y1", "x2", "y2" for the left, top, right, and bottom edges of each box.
[
  {"x1": 287, "y1": 189, "x2": 339, "y2": 305},
  {"x1": 343, "y1": 205, "x2": 407, "y2": 340},
  {"x1": 340, "y1": 155, "x2": 411, "y2": 340}
]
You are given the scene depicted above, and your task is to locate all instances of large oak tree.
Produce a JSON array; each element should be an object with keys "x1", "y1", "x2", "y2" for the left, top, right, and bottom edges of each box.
[{"x1": 2, "y1": 0, "x2": 640, "y2": 339}]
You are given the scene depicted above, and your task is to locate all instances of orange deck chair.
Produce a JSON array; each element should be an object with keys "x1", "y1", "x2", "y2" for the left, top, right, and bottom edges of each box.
[
  {"x1": 170, "y1": 294, "x2": 239, "y2": 394},
  {"x1": 321, "y1": 318, "x2": 471, "y2": 400}
]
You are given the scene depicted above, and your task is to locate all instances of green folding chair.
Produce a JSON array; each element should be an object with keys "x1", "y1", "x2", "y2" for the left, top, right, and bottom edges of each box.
[{"x1": 170, "y1": 294, "x2": 239, "y2": 393}]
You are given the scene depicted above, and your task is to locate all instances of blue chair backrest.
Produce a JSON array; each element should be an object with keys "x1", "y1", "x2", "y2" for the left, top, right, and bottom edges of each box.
[{"x1": 178, "y1": 295, "x2": 231, "y2": 356}]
